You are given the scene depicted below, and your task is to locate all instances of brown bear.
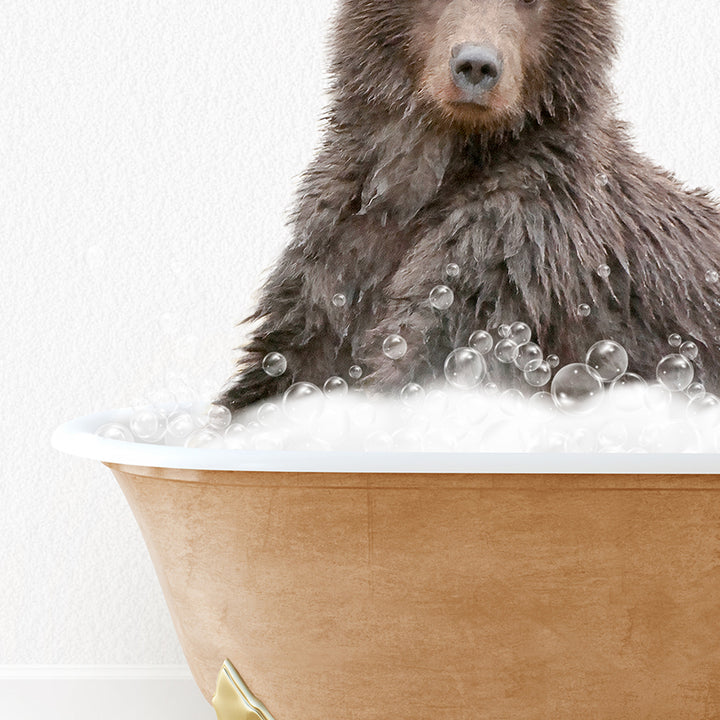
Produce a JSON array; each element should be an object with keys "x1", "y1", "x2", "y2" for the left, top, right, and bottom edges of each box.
[{"x1": 218, "y1": 0, "x2": 720, "y2": 411}]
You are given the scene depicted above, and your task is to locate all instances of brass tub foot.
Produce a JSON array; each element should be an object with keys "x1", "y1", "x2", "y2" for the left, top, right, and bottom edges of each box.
[{"x1": 212, "y1": 660, "x2": 277, "y2": 720}]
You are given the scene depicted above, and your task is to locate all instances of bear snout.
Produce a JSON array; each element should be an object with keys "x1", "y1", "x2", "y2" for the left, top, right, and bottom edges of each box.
[{"x1": 450, "y1": 43, "x2": 504, "y2": 98}]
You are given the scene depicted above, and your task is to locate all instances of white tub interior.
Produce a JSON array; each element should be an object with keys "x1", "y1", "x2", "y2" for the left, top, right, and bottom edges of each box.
[{"x1": 52, "y1": 407, "x2": 720, "y2": 475}]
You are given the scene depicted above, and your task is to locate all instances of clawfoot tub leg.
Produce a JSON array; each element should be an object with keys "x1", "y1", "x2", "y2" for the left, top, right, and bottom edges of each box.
[{"x1": 212, "y1": 660, "x2": 277, "y2": 720}]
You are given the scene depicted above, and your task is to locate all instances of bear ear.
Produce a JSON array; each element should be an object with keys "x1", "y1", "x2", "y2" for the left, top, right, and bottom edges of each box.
[{"x1": 359, "y1": 119, "x2": 454, "y2": 227}]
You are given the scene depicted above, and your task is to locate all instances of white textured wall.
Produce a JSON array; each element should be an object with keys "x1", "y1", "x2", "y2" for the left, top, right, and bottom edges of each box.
[{"x1": 1, "y1": 0, "x2": 719, "y2": 668}]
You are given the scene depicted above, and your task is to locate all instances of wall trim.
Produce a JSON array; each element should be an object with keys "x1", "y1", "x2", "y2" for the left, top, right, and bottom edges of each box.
[
  {"x1": 0, "y1": 664, "x2": 193, "y2": 679},
  {"x1": 0, "y1": 666, "x2": 214, "y2": 720}
]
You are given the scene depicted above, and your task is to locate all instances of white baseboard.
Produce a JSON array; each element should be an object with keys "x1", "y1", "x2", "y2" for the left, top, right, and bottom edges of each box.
[{"x1": 0, "y1": 666, "x2": 216, "y2": 720}]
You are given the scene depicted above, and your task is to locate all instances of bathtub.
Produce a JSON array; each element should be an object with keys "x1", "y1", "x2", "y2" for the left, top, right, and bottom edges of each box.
[{"x1": 53, "y1": 407, "x2": 720, "y2": 719}]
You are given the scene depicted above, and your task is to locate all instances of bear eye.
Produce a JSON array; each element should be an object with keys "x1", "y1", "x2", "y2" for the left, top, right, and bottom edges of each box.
[{"x1": 518, "y1": 0, "x2": 538, "y2": 6}]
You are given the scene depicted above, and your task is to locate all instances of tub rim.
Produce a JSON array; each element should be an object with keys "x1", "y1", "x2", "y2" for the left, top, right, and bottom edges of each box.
[{"x1": 51, "y1": 407, "x2": 720, "y2": 475}]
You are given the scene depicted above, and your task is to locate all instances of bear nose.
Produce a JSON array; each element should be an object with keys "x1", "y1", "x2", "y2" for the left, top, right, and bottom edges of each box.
[{"x1": 450, "y1": 43, "x2": 503, "y2": 94}]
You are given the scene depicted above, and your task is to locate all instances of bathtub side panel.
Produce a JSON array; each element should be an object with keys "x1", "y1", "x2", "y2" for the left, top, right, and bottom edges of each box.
[{"x1": 108, "y1": 465, "x2": 720, "y2": 720}]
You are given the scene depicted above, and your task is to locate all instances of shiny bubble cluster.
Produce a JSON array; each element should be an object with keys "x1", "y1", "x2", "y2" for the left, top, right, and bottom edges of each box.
[
  {"x1": 98, "y1": 306, "x2": 720, "y2": 453},
  {"x1": 96, "y1": 363, "x2": 720, "y2": 453}
]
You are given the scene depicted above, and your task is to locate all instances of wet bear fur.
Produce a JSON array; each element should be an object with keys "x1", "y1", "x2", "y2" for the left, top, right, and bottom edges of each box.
[{"x1": 219, "y1": 0, "x2": 720, "y2": 410}]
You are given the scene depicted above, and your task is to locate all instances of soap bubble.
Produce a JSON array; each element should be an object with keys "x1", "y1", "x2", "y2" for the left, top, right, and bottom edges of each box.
[
  {"x1": 687, "y1": 393, "x2": 720, "y2": 420},
  {"x1": 288, "y1": 437, "x2": 333, "y2": 452},
  {"x1": 262, "y1": 352, "x2": 287, "y2": 377},
  {"x1": 364, "y1": 431, "x2": 394, "y2": 452},
  {"x1": 598, "y1": 421, "x2": 628, "y2": 449},
  {"x1": 706, "y1": 270, "x2": 719, "y2": 284},
  {"x1": 444, "y1": 347, "x2": 486, "y2": 389},
  {"x1": 401, "y1": 382, "x2": 425, "y2": 407},
  {"x1": 563, "y1": 427, "x2": 596, "y2": 453},
  {"x1": 526, "y1": 392, "x2": 553, "y2": 417},
  {"x1": 382, "y1": 334, "x2": 408, "y2": 360},
  {"x1": 349, "y1": 397, "x2": 377, "y2": 429},
  {"x1": 524, "y1": 361, "x2": 552, "y2": 387},
  {"x1": 283, "y1": 382, "x2": 324, "y2": 424},
  {"x1": 645, "y1": 383, "x2": 673, "y2": 412},
  {"x1": 585, "y1": 340, "x2": 628, "y2": 383},
  {"x1": 323, "y1": 376, "x2": 349, "y2": 397},
  {"x1": 257, "y1": 402, "x2": 281, "y2": 427},
  {"x1": 656, "y1": 354, "x2": 694, "y2": 392},
  {"x1": 130, "y1": 407, "x2": 165, "y2": 441},
  {"x1": 596, "y1": 264, "x2": 611, "y2": 278},
  {"x1": 577, "y1": 304, "x2": 591, "y2": 318},
  {"x1": 679, "y1": 341, "x2": 699, "y2": 361},
  {"x1": 610, "y1": 373, "x2": 647, "y2": 411},
  {"x1": 349, "y1": 365, "x2": 363, "y2": 380},
  {"x1": 686, "y1": 382, "x2": 705, "y2": 399},
  {"x1": 429, "y1": 285, "x2": 454, "y2": 310},
  {"x1": 252, "y1": 432, "x2": 284, "y2": 451},
  {"x1": 165, "y1": 412, "x2": 196, "y2": 441},
  {"x1": 224, "y1": 423, "x2": 248, "y2": 449},
  {"x1": 445, "y1": 263, "x2": 460, "y2": 278},
  {"x1": 546, "y1": 354, "x2": 560, "y2": 368},
  {"x1": 668, "y1": 333, "x2": 682, "y2": 348},
  {"x1": 508, "y1": 322, "x2": 532, "y2": 346},
  {"x1": 551, "y1": 363, "x2": 604, "y2": 414},
  {"x1": 424, "y1": 426, "x2": 460, "y2": 452},
  {"x1": 389, "y1": 427, "x2": 424, "y2": 451},
  {"x1": 425, "y1": 389, "x2": 449, "y2": 414},
  {"x1": 96, "y1": 423, "x2": 133, "y2": 442},
  {"x1": 500, "y1": 389, "x2": 525, "y2": 416},
  {"x1": 640, "y1": 421, "x2": 699, "y2": 454},
  {"x1": 185, "y1": 428, "x2": 224, "y2": 449},
  {"x1": 314, "y1": 403, "x2": 349, "y2": 441},
  {"x1": 205, "y1": 404, "x2": 232, "y2": 430},
  {"x1": 332, "y1": 293, "x2": 347, "y2": 308},
  {"x1": 498, "y1": 324, "x2": 511, "y2": 338},
  {"x1": 494, "y1": 339, "x2": 519, "y2": 364},
  {"x1": 514, "y1": 342, "x2": 543, "y2": 372},
  {"x1": 469, "y1": 330, "x2": 493, "y2": 355}
]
